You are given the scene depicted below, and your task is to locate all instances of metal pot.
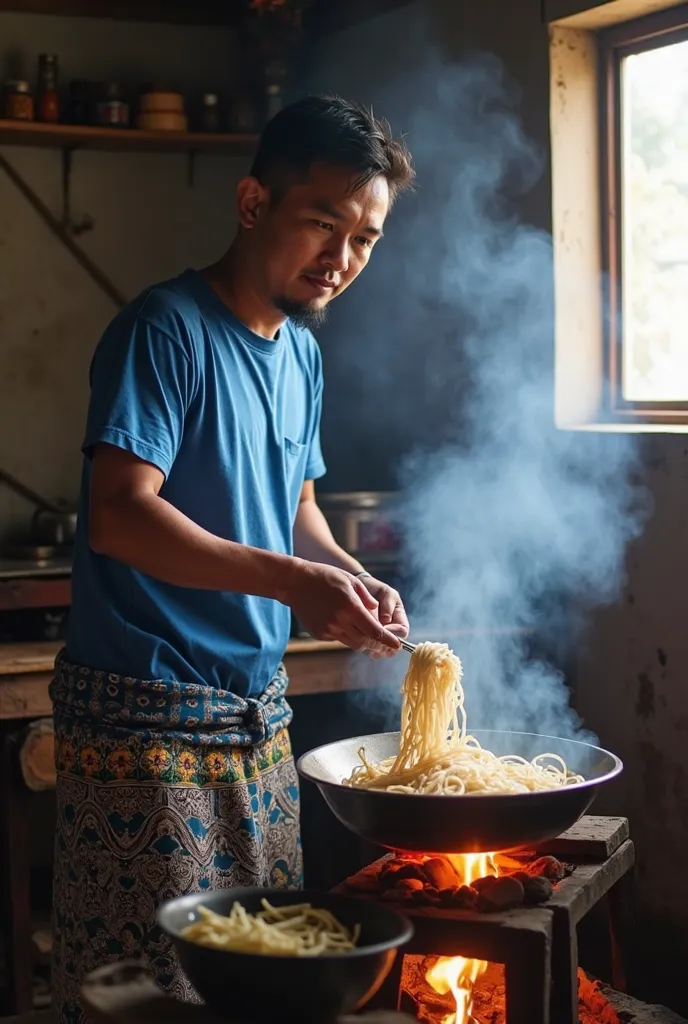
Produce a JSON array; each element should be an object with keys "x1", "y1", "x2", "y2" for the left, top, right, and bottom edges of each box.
[
  {"x1": 32, "y1": 507, "x2": 78, "y2": 546},
  {"x1": 0, "y1": 467, "x2": 77, "y2": 547},
  {"x1": 317, "y1": 491, "x2": 401, "y2": 558}
]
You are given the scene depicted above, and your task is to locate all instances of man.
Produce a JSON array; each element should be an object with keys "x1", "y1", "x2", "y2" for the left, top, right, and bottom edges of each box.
[{"x1": 50, "y1": 94, "x2": 414, "y2": 1021}]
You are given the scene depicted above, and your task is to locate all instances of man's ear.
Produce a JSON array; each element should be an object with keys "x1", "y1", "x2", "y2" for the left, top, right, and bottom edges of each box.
[{"x1": 236, "y1": 176, "x2": 270, "y2": 229}]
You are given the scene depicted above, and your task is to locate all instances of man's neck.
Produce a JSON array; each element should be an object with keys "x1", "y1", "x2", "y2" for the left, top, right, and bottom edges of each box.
[{"x1": 202, "y1": 246, "x2": 286, "y2": 341}]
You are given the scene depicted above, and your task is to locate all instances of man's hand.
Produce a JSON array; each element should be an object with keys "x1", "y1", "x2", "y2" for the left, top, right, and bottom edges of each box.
[
  {"x1": 357, "y1": 575, "x2": 409, "y2": 658},
  {"x1": 278, "y1": 561, "x2": 402, "y2": 656}
]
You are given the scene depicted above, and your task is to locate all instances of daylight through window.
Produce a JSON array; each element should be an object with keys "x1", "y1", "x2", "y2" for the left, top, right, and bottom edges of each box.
[{"x1": 602, "y1": 10, "x2": 688, "y2": 418}]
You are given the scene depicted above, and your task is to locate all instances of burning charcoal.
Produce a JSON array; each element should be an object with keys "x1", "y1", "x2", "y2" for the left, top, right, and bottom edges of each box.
[
  {"x1": 476, "y1": 876, "x2": 525, "y2": 912},
  {"x1": 412, "y1": 889, "x2": 439, "y2": 906},
  {"x1": 450, "y1": 885, "x2": 478, "y2": 910},
  {"x1": 395, "y1": 862, "x2": 429, "y2": 884},
  {"x1": 438, "y1": 886, "x2": 459, "y2": 905},
  {"x1": 395, "y1": 878, "x2": 425, "y2": 892},
  {"x1": 522, "y1": 876, "x2": 554, "y2": 904},
  {"x1": 527, "y1": 856, "x2": 567, "y2": 881},
  {"x1": 472, "y1": 875, "x2": 499, "y2": 893},
  {"x1": 422, "y1": 858, "x2": 458, "y2": 891},
  {"x1": 381, "y1": 888, "x2": 413, "y2": 903}
]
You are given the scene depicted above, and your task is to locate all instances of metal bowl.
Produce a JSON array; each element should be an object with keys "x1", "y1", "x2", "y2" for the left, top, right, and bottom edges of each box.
[
  {"x1": 157, "y1": 887, "x2": 413, "y2": 1023},
  {"x1": 297, "y1": 730, "x2": 623, "y2": 854}
]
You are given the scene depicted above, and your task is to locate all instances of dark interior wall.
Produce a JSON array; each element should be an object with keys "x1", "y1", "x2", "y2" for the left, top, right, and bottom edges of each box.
[
  {"x1": 296, "y1": 0, "x2": 552, "y2": 493},
  {"x1": 298, "y1": 0, "x2": 688, "y2": 1013}
]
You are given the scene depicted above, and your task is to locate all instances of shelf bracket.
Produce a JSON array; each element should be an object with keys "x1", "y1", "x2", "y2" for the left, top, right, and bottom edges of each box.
[{"x1": 60, "y1": 146, "x2": 94, "y2": 236}]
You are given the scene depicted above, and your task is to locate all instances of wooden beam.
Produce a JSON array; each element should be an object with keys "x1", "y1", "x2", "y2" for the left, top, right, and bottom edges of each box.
[{"x1": 0, "y1": 0, "x2": 243, "y2": 26}]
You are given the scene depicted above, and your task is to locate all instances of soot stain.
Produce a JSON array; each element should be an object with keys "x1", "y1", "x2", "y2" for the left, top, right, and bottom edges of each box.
[
  {"x1": 636, "y1": 672, "x2": 655, "y2": 720},
  {"x1": 637, "y1": 741, "x2": 664, "y2": 805},
  {"x1": 657, "y1": 648, "x2": 667, "y2": 667}
]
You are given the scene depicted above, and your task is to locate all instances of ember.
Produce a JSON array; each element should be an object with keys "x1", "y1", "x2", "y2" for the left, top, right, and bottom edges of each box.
[
  {"x1": 344, "y1": 850, "x2": 571, "y2": 913},
  {"x1": 401, "y1": 958, "x2": 621, "y2": 1024}
]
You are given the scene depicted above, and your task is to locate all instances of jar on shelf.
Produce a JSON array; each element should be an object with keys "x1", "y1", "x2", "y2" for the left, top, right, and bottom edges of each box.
[
  {"x1": 37, "y1": 54, "x2": 60, "y2": 123},
  {"x1": 96, "y1": 82, "x2": 129, "y2": 128},
  {"x1": 4, "y1": 80, "x2": 34, "y2": 121},
  {"x1": 199, "y1": 92, "x2": 220, "y2": 133}
]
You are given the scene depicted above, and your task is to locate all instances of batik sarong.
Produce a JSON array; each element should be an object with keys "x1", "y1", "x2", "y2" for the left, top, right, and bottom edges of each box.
[{"x1": 49, "y1": 651, "x2": 302, "y2": 1024}]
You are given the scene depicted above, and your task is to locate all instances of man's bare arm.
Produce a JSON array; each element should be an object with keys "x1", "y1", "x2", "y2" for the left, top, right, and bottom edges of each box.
[
  {"x1": 88, "y1": 445, "x2": 400, "y2": 653},
  {"x1": 89, "y1": 443, "x2": 294, "y2": 598}
]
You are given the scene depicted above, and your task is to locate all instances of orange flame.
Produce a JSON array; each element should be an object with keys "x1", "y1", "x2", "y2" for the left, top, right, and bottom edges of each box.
[
  {"x1": 446, "y1": 852, "x2": 497, "y2": 886},
  {"x1": 425, "y1": 853, "x2": 498, "y2": 1024}
]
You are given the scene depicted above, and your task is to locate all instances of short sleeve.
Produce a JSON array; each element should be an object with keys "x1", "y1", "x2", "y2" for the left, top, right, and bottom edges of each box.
[
  {"x1": 305, "y1": 343, "x2": 326, "y2": 481},
  {"x1": 83, "y1": 314, "x2": 194, "y2": 479}
]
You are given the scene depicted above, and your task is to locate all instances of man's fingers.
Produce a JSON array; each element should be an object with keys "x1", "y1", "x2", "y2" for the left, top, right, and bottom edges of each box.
[
  {"x1": 352, "y1": 577, "x2": 379, "y2": 613},
  {"x1": 377, "y1": 588, "x2": 398, "y2": 625},
  {"x1": 344, "y1": 599, "x2": 401, "y2": 653},
  {"x1": 391, "y1": 599, "x2": 410, "y2": 637}
]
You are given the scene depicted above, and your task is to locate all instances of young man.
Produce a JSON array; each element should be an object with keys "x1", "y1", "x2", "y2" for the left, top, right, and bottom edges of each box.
[{"x1": 50, "y1": 95, "x2": 414, "y2": 1020}]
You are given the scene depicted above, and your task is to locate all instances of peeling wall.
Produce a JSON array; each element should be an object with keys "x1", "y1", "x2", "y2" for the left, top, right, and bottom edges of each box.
[
  {"x1": 0, "y1": 13, "x2": 249, "y2": 541},
  {"x1": 303, "y1": 0, "x2": 688, "y2": 1011}
]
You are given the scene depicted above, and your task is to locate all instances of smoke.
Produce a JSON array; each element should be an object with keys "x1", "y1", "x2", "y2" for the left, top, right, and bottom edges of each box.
[{"x1": 315, "y1": 49, "x2": 648, "y2": 739}]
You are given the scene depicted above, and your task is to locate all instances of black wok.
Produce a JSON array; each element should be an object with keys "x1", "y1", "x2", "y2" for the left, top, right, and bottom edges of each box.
[{"x1": 297, "y1": 729, "x2": 622, "y2": 854}]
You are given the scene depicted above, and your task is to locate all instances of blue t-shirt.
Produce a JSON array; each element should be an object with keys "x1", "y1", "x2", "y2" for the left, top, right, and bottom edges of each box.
[{"x1": 66, "y1": 269, "x2": 326, "y2": 697}]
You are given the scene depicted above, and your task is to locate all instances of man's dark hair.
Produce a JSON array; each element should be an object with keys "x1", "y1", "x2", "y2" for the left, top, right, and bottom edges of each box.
[{"x1": 250, "y1": 94, "x2": 415, "y2": 205}]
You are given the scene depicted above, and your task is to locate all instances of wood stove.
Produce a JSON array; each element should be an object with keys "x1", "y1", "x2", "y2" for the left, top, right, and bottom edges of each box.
[{"x1": 333, "y1": 815, "x2": 634, "y2": 1024}]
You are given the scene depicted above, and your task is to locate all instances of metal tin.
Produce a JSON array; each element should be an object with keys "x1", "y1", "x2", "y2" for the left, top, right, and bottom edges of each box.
[{"x1": 4, "y1": 80, "x2": 34, "y2": 121}]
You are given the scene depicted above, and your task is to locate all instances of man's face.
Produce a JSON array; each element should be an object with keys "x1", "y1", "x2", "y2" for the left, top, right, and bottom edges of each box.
[{"x1": 238, "y1": 163, "x2": 390, "y2": 329}]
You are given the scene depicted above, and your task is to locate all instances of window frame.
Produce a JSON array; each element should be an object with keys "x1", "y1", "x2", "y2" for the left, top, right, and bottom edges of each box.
[{"x1": 600, "y1": 3, "x2": 688, "y2": 424}]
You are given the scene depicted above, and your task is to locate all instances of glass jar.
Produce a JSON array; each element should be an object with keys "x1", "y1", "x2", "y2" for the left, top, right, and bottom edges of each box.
[
  {"x1": 37, "y1": 54, "x2": 60, "y2": 123},
  {"x1": 4, "y1": 80, "x2": 34, "y2": 121},
  {"x1": 96, "y1": 82, "x2": 129, "y2": 127}
]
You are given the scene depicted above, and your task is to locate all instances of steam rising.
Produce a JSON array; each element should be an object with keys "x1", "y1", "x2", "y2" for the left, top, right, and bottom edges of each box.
[{"x1": 315, "y1": 52, "x2": 647, "y2": 739}]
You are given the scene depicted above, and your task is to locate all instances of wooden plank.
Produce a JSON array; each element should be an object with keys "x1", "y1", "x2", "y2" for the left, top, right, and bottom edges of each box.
[
  {"x1": 0, "y1": 646, "x2": 360, "y2": 719},
  {"x1": 0, "y1": 639, "x2": 344, "y2": 678},
  {"x1": 532, "y1": 816, "x2": 630, "y2": 858},
  {"x1": 0, "y1": 577, "x2": 70, "y2": 610},
  {"x1": 0, "y1": 674, "x2": 53, "y2": 719},
  {"x1": 0, "y1": 0, "x2": 244, "y2": 25},
  {"x1": 548, "y1": 840, "x2": 635, "y2": 925},
  {"x1": 0, "y1": 120, "x2": 258, "y2": 154}
]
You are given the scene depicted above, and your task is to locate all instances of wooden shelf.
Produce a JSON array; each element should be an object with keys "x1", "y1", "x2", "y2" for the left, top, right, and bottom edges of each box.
[
  {"x1": 0, "y1": 119, "x2": 258, "y2": 154},
  {"x1": 0, "y1": 0, "x2": 244, "y2": 25}
]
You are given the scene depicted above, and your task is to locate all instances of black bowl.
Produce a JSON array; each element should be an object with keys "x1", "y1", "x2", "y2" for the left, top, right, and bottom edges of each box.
[{"x1": 157, "y1": 887, "x2": 413, "y2": 1023}]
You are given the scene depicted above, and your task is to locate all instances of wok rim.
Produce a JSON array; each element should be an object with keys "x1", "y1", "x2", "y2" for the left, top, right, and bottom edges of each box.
[{"x1": 296, "y1": 728, "x2": 623, "y2": 798}]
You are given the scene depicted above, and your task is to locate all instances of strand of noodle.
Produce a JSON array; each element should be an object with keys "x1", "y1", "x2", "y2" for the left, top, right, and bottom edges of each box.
[{"x1": 344, "y1": 641, "x2": 584, "y2": 795}]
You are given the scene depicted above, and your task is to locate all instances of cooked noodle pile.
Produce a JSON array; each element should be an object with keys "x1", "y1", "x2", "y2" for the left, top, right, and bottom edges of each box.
[
  {"x1": 344, "y1": 641, "x2": 584, "y2": 795},
  {"x1": 182, "y1": 899, "x2": 360, "y2": 956}
]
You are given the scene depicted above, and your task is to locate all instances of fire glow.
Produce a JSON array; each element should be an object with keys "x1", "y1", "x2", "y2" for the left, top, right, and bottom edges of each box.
[{"x1": 425, "y1": 853, "x2": 497, "y2": 1024}]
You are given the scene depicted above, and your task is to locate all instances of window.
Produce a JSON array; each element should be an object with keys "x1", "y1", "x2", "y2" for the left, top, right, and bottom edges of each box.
[{"x1": 601, "y1": 7, "x2": 688, "y2": 422}]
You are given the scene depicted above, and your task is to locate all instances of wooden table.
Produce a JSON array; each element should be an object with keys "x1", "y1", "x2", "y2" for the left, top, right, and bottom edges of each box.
[{"x1": 0, "y1": 638, "x2": 368, "y2": 721}]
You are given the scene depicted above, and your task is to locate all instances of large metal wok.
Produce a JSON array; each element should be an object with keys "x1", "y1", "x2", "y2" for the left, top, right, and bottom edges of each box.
[{"x1": 297, "y1": 730, "x2": 622, "y2": 854}]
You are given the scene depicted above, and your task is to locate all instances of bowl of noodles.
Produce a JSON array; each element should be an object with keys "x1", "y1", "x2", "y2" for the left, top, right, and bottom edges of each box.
[{"x1": 157, "y1": 887, "x2": 413, "y2": 1022}]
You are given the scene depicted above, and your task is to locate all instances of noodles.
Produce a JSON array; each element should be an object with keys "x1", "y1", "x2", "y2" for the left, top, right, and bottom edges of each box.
[
  {"x1": 344, "y1": 641, "x2": 584, "y2": 795},
  {"x1": 182, "y1": 899, "x2": 360, "y2": 956}
]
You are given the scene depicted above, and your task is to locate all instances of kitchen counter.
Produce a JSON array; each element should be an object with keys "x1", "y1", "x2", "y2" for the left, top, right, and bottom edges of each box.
[{"x1": 0, "y1": 638, "x2": 359, "y2": 720}]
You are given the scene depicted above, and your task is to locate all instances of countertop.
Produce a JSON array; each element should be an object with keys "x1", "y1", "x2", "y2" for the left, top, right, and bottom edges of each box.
[{"x1": 0, "y1": 637, "x2": 344, "y2": 677}]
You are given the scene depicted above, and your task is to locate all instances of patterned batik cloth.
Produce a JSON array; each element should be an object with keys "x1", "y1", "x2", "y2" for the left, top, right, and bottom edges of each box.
[{"x1": 50, "y1": 651, "x2": 303, "y2": 1024}]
